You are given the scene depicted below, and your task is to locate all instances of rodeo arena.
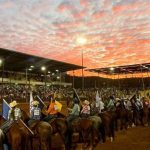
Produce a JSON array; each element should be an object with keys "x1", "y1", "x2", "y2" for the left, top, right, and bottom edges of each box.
[{"x1": 0, "y1": 1, "x2": 150, "y2": 150}]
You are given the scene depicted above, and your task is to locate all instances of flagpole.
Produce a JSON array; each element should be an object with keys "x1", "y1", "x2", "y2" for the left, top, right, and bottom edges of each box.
[
  {"x1": 37, "y1": 95, "x2": 47, "y2": 108},
  {"x1": 25, "y1": 68, "x2": 28, "y2": 102},
  {"x1": 81, "y1": 48, "x2": 84, "y2": 91},
  {"x1": 72, "y1": 70, "x2": 75, "y2": 88},
  {"x1": 20, "y1": 119, "x2": 34, "y2": 135},
  {"x1": 1, "y1": 60, "x2": 4, "y2": 100},
  {"x1": 140, "y1": 65, "x2": 145, "y2": 90}
]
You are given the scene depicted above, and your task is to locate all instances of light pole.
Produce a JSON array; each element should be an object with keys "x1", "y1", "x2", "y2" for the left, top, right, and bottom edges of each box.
[
  {"x1": 41, "y1": 66, "x2": 46, "y2": 94},
  {"x1": 76, "y1": 37, "x2": 87, "y2": 91},
  {"x1": 0, "y1": 59, "x2": 3, "y2": 99}
]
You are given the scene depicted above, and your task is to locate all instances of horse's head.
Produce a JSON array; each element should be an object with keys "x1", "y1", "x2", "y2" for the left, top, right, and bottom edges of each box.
[{"x1": 21, "y1": 109, "x2": 30, "y2": 123}]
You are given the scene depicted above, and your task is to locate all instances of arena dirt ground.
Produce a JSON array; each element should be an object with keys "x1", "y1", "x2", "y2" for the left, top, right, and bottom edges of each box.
[{"x1": 52, "y1": 125, "x2": 150, "y2": 150}]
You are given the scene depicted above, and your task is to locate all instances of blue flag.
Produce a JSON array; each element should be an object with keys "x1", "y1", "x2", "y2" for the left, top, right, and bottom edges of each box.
[
  {"x1": 37, "y1": 95, "x2": 46, "y2": 110},
  {"x1": 2, "y1": 99, "x2": 11, "y2": 120}
]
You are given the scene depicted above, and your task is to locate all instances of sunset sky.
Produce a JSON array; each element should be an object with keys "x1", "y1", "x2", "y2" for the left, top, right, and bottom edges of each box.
[{"x1": 0, "y1": 0, "x2": 150, "y2": 77}]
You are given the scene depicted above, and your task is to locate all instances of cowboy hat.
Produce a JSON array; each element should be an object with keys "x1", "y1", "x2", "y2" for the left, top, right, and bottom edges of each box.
[
  {"x1": 10, "y1": 101, "x2": 18, "y2": 108},
  {"x1": 32, "y1": 100, "x2": 39, "y2": 106},
  {"x1": 83, "y1": 100, "x2": 90, "y2": 105}
]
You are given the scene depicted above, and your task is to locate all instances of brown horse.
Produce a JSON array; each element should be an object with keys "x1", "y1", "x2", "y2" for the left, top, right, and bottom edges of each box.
[
  {"x1": 0, "y1": 116, "x2": 32, "y2": 150},
  {"x1": 29, "y1": 120, "x2": 52, "y2": 150},
  {"x1": 66, "y1": 118, "x2": 94, "y2": 150},
  {"x1": 99, "y1": 112, "x2": 115, "y2": 142},
  {"x1": 47, "y1": 118, "x2": 68, "y2": 149}
]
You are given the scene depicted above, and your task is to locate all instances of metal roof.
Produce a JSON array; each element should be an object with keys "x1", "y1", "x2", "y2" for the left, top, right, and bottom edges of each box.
[
  {"x1": 86, "y1": 63, "x2": 150, "y2": 75},
  {"x1": 0, "y1": 48, "x2": 83, "y2": 73}
]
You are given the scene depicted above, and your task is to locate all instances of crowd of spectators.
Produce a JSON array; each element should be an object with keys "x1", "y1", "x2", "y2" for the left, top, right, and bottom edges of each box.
[{"x1": 0, "y1": 84, "x2": 149, "y2": 104}]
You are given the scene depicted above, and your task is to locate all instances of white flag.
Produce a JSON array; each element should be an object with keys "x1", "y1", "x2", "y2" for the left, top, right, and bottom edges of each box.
[
  {"x1": 29, "y1": 91, "x2": 34, "y2": 116},
  {"x1": 96, "y1": 91, "x2": 100, "y2": 107}
]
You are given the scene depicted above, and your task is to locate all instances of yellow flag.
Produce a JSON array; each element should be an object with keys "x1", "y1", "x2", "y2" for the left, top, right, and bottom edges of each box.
[{"x1": 55, "y1": 101, "x2": 62, "y2": 112}]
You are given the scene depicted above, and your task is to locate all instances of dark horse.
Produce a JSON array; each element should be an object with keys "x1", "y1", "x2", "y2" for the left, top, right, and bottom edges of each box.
[
  {"x1": 115, "y1": 101, "x2": 129, "y2": 130},
  {"x1": 99, "y1": 111, "x2": 115, "y2": 142}
]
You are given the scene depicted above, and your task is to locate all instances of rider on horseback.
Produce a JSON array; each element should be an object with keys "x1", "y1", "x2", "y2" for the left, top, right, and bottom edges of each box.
[
  {"x1": 80, "y1": 100, "x2": 90, "y2": 118},
  {"x1": 106, "y1": 96, "x2": 116, "y2": 111},
  {"x1": 0, "y1": 100, "x2": 22, "y2": 133},
  {"x1": 135, "y1": 96, "x2": 143, "y2": 111},
  {"x1": 28, "y1": 100, "x2": 41, "y2": 125},
  {"x1": 43, "y1": 96, "x2": 59, "y2": 122},
  {"x1": 67, "y1": 97, "x2": 80, "y2": 124}
]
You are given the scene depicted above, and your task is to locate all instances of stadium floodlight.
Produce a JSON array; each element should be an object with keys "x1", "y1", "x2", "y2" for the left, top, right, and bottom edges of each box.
[
  {"x1": 110, "y1": 67, "x2": 114, "y2": 71},
  {"x1": 57, "y1": 76, "x2": 60, "y2": 79},
  {"x1": 0, "y1": 59, "x2": 2, "y2": 65},
  {"x1": 28, "y1": 68, "x2": 32, "y2": 71},
  {"x1": 41, "y1": 66, "x2": 46, "y2": 71}
]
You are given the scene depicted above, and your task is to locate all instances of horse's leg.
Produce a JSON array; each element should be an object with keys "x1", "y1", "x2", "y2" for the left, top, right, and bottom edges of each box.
[
  {"x1": 110, "y1": 119, "x2": 115, "y2": 142},
  {"x1": 65, "y1": 129, "x2": 73, "y2": 150},
  {"x1": 99, "y1": 123, "x2": 106, "y2": 143}
]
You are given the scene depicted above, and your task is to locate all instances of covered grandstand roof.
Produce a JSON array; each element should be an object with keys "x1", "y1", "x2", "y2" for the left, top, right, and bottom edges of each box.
[
  {"x1": 0, "y1": 48, "x2": 84, "y2": 73},
  {"x1": 86, "y1": 63, "x2": 150, "y2": 75}
]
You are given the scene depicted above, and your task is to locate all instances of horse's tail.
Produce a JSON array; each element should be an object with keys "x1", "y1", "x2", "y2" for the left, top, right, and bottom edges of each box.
[{"x1": 99, "y1": 122, "x2": 106, "y2": 143}]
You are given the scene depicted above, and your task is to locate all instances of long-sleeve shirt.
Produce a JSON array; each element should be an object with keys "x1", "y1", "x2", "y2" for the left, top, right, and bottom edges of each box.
[
  {"x1": 81, "y1": 105, "x2": 90, "y2": 114},
  {"x1": 47, "y1": 102, "x2": 58, "y2": 115},
  {"x1": 69, "y1": 104, "x2": 80, "y2": 116},
  {"x1": 8, "y1": 108, "x2": 22, "y2": 121}
]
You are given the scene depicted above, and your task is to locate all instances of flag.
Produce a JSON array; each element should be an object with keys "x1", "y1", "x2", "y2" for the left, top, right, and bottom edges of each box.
[
  {"x1": 37, "y1": 95, "x2": 47, "y2": 110},
  {"x1": 96, "y1": 91, "x2": 100, "y2": 107},
  {"x1": 55, "y1": 101, "x2": 62, "y2": 112},
  {"x1": 29, "y1": 91, "x2": 34, "y2": 116},
  {"x1": 73, "y1": 88, "x2": 80, "y2": 103},
  {"x1": 2, "y1": 99, "x2": 11, "y2": 120}
]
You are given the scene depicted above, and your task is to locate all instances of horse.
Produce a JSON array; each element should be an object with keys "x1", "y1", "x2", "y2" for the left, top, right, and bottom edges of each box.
[
  {"x1": 99, "y1": 111, "x2": 115, "y2": 142},
  {"x1": 66, "y1": 117, "x2": 94, "y2": 150},
  {"x1": 88, "y1": 116, "x2": 106, "y2": 146},
  {"x1": 0, "y1": 116, "x2": 32, "y2": 150},
  {"x1": 115, "y1": 101, "x2": 129, "y2": 130},
  {"x1": 47, "y1": 118, "x2": 68, "y2": 150},
  {"x1": 29, "y1": 120, "x2": 52, "y2": 150},
  {"x1": 44, "y1": 113, "x2": 93, "y2": 150}
]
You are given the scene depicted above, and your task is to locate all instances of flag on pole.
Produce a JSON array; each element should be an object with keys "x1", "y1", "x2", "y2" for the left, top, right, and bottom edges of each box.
[
  {"x1": 29, "y1": 91, "x2": 34, "y2": 116},
  {"x1": 37, "y1": 95, "x2": 47, "y2": 109},
  {"x1": 73, "y1": 88, "x2": 80, "y2": 103},
  {"x1": 96, "y1": 91, "x2": 100, "y2": 107},
  {"x1": 55, "y1": 101, "x2": 62, "y2": 112},
  {"x1": 2, "y1": 99, "x2": 11, "y2": 120}
]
